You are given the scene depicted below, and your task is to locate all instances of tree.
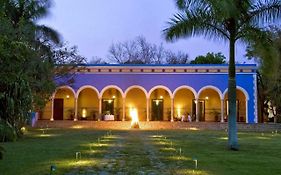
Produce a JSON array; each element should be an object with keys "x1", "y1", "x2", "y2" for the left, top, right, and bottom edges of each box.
[
  {"x1": 164, "y1": 0, "x2": 281, "y2": 150},
  {"x1": 247, "y1": 29, "x2": 281, "y2": 123},
  {"x1": 190, "y1": 52, "x2": 226, "y2": 64},
  {"x1": 107, "y1": 36, "x2": 189, "y2": 64}
]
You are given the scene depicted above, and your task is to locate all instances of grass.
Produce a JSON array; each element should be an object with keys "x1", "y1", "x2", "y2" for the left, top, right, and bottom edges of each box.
[{"x1": 1, "y1": 128, "x2": 281, "y2": 175}]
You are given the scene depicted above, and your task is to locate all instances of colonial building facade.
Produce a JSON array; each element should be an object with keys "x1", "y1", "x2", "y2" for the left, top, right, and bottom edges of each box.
[{"x1": 42, "y1": 64, "x2": 258, "y2": 123}]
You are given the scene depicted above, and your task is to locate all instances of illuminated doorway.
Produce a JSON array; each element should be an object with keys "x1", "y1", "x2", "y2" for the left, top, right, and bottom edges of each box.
[{"x1": 151, "y1": 99, "x2": 164, "y2": 121}]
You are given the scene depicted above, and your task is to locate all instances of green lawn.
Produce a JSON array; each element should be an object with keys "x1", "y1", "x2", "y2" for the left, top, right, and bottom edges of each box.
[{"x1": 1, "y1": 128, "x2": 281, "y2": 175}]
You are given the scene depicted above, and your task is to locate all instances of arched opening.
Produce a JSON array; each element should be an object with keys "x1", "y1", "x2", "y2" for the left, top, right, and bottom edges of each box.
[
  {"x1": 174, "y1": 88, "x2": 195, "y2": 121},
  {"x1": 101, "y1": 87, "x2": 123, "y2": 121},
  {"x1": 224, "y1": 89, "x2": 247, "y2": 123},
  {"x1": 149, "y1": 87, "x2": 172, "y2": 121},
  {"x1": 77, "y1": 87, "x2": 99, "y2": 120},
  {"x1": 53, "y1": 87, "x2": 75, "y2": 120},
  {"x1": 198, "y1": 88, "x2": 221, "y2": 122},
  {"x1": 125, "y1": 87, "x2": 147, "y2": 121}
]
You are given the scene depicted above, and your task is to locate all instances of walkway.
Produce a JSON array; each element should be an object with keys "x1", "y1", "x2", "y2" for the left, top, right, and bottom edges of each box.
[{"x1": 65, "y1": 130, "x2": 185, "y2": 174}]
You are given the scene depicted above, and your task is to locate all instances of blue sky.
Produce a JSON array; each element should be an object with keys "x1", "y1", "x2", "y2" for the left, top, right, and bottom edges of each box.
[{"x1": 41, "y1": 0, "x2": 250, "y2": 63}]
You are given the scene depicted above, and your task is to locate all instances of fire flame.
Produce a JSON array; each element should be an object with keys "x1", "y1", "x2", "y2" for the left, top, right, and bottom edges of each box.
[{"x1": 130, "y1": 108, "x2": 140, "y2": 128}]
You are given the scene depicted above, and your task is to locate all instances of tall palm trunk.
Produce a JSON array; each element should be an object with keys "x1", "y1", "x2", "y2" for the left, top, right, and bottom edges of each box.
[{"x1": 228, "y1": 31, "x2": 239, "y2": 150}]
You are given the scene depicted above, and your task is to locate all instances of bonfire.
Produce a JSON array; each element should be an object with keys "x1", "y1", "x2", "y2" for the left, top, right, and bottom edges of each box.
[{"x1": 130, "y1": 108, "x2": 140, "y2": 129}]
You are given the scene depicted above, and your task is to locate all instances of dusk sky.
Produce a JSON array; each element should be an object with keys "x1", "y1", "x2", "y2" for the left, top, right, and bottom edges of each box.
[{"x1": 41, "y1": 0, "x2": 251, "y2": 63}]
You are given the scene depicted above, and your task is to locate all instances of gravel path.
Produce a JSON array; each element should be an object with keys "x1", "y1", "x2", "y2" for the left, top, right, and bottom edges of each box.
[{"x1": 64, "y1": 131, "x2": 177, "y2": 175}]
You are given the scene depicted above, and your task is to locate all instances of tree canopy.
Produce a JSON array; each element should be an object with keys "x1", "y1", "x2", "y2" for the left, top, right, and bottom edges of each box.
[{"x1": 190, "y1": 52, "x2": 226, "y2": 64}]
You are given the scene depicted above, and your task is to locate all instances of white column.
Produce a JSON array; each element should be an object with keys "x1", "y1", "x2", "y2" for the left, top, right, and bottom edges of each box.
[
  {"x1": 98, "y1": 98, "x2": 102, "y2": 121},
  {"x1": 246, "y1": 99, "x2": 249, "y2": 123},
  {"x1": 122, "y1": 98, "x2": 126, "y2": 121},
  {"x1": 171, "y1": 98, "x2": 174, "y2": 122},
  {"x1": 50, "y1": 97, "x2": 54, "y2": 121},
  {"x1": 196, "y1": 98, "x2": 199, "y2": 122},
  {"x1": 221, "y1": 99, "x2": 224, "y2": 122},
  {"x1": 74, "y1": 97, "x2": 78, "y2": 121},
  {"x1": 146, "y1": 98, "x2": 150, "y2": 121}
]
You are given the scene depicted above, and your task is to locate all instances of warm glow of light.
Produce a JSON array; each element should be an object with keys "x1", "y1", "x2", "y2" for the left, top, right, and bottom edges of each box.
[
  {"x1": 218, "y1": 137, "x2": 228, "y2": 140},
  {"x1": 66, "y1": 95, "x2": 70, "y2": 99},
  {"x1": 155, "y1": 100, "x2": 159, "y2": 106},
  {"x1": 130, "y1": 108, "x2": 139, "y2": 128},
  {"x1": 112, "y1": 95, "x2": 116, "y2": 99},
  {"x1": 205, "y1": 96, "x2": 209, "y2": 100},
  {"x1": 194, "y1": 100, "x2": 197, "y2": 104},
  {"x1": 20, "y1": 127, "x2": 27, "y2": 133},
  {"x1": 177, "y1": 108, "x2": 181, "y2": 117},
  {"x1": 160, "y1": 96, "x2": 163, "y2": 99},
  {"x1": 82, "y1": 108, "x2": 87, "y2": 118},
  {"x1": 189, "y1": 127, "x2": 200, "y2": 131},
  {"x1": 72, "y1": 125, "x2": 83, "y2": 129},
  {"x1": 108, "y1": 100, "x2": 112, "y2": 104}
]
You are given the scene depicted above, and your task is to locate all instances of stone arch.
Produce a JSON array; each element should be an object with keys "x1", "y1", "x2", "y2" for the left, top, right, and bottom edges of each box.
[
  {"x1": 197, "y1": 85, "x2": 223, "y2": 100},
  {"x1": 172, "y1": 85, "x2": 197, "y2": 98},
  {"x1": 52, "y1": 85, "x2": 75, "y2": 98},
  {"x1": 99, "y1": 85, "x2": 124, "y2": 99},
  {"x1": 76, "y1": 85, "x2": 100, "y2": 120},
  {"x1": 76, "y1": 85, "x2": 99, "y2": 98},
  {"x1": 124, "y1": 85, "x2": 148, "y2": 99},
  {"x1": 125, "y1": 85, "x2": 148, "y2": 121},
  {"x1": 148, "y1": 85, "x2": 173, "y2": 99},
  {"x1": 222, "y1": 86, "x2": 249, "y2": 100}
]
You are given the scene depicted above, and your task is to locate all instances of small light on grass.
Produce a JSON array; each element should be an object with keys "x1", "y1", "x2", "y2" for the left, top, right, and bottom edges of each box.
[
  {"x1": 75, "y1": 152, "x2": 81, "y2": 161},
  {"x1": 192, "y1": 157, "x2": 198, "y2": 169},
  {"x1": 50, "y1": 165, "x2": 56, "y2": 175},
  {"x1": 20, "y1": 127, "x2": 26, "y2": 133}
]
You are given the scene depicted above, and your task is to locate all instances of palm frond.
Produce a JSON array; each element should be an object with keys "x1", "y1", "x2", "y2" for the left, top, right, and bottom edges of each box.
[
  {"x1": 36, "y1": 25, "x2": 60, "y2": 44},
  {"x1": 163, "y1": 10, "x2": 229, "y2": 42},
  {"x1": 249, "y1": 0, "x2": 281, "y2": 25}
]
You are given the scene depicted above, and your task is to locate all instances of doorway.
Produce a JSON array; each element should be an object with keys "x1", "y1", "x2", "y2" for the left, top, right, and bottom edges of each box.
[
  {"x1": 151, "y1": 99, "x2": 164, "y2": 121},
  {"x1": 192, "y1": 100, "x2": 205, "y2": 121},
  {"x1": 102, "y1": 99, "x2": 114, "y2": 115},
  {"x1": 53, "y1": 98, "x2": 64, "y2": 120}
]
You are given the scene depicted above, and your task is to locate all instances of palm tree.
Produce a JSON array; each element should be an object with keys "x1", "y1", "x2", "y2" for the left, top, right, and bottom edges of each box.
[
  {"x1": 164, "y1": 0, "x2": 281, "y2": 150},
  {"x1": 2, "y1": 0, "x2": 60, "y2": 44}
]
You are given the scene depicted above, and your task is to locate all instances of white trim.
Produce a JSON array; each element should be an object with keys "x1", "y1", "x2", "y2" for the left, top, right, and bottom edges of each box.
[
  {"x1": 172, "y1": 85, "x2": 197, "y2": 99},
  {"x1": 148, "y1": 85, "x2": 173, "y2": 99},
  {"x1": 99, "y1": 85, "x2": 125, "y2": 99},
  {"x1": 124, "y1": 85, "x2": 148, "y2": 98},
  {"x1": 76, "y1": 85, "x2": 99, "y2": 98},
  {"x1": 222, "y1": 86, "x2": 249, "y2": 100},
  {"x1": 197, "y1": 85, "x2": 223, "y2": 100},
  {"x1": 253, "y1": 74, "x2": 258, "y2": 123}
]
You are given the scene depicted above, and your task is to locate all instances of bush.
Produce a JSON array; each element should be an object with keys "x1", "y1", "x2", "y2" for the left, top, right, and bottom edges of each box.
[
  {"x1": 0, "y1": 120, "x2": 17, "y2": 142},
  {"x1": 0, "y1": 146, "x2": 4, "y2": 159}
]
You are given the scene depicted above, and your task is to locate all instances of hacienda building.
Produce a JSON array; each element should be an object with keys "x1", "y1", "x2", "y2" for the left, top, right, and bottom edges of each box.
[{"x1": 41, "y1": 64, "x2": 258, "y2": 123}]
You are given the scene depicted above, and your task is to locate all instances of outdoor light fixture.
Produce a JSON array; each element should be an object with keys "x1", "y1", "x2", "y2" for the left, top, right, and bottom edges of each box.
[
  {"x1": 82, "y1": 108, "x2": 87, "y2": 118},
  {"x1": 108, "y1": 100, "x2": 112, "y2": 104},
  {"x1": 155, "y1": 100, "x2": 159, "y2": 106},
  {"x1": 205, "y1": 96, "x2": 209, "y2": 100},
  {"x1": 66, "y1": 95, "x2": 70, "y2": 99},
  {"x1": 160, "y1": 96, "x2": 163, "y2": 99},
  {"x1": 112, "y1": 95, "x2": 116, "y2": 99},
  {"x1": 192, "y1": 158, "x2": 198, "y2": 169}
]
